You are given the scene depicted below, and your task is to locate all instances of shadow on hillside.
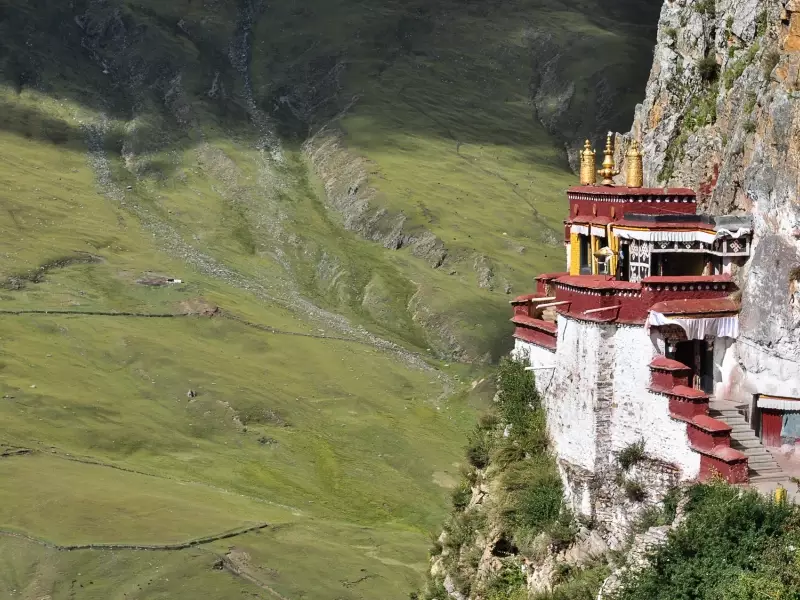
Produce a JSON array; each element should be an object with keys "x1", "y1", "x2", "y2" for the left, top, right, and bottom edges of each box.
[{"x1": 0, "y1": 0, "x2": 660, "y2": 156}]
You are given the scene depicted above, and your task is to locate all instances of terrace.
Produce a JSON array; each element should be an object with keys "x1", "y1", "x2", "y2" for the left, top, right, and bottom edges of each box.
[{"x1": 511, "y1": 273, "x2": 738, "y2": 351}]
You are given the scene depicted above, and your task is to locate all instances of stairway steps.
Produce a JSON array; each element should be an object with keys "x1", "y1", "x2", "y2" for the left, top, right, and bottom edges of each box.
[
  {"x1": 747, "y1": 459, "x2": 779, "y2": 467},
  {"x1": 732, "y1": 435, "x2": 761, "y2": 443},
  {"x1": 706, "y1": 405, "x2": 785, "y2": 481},
  {"x1": 733, "y1": 439, "x2": 769, "y2": 449}
]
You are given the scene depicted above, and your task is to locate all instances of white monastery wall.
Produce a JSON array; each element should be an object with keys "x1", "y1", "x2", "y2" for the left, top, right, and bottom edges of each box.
[
  {"x1": 610, "y1": 326, "x2": 700, "y2": 480},
  {"x1": 512, "y1": 339, "x2": 556, "y2": 398},
  {"x1": 544, "y1": 316, "x2": 604, "y2": 473},
  {"x1": 522, "y1": 316, "x2": 702, "y2": 544}
]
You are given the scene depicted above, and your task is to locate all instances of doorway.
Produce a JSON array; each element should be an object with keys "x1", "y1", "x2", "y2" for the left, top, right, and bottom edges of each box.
[{"x1": 667, "y1": 339, "x2": 714, "y2": 393}]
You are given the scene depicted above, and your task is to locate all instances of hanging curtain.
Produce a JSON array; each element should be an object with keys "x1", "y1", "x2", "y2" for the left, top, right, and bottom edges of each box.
[{"x1": 781, "y1": 412, "x2": 800, "y2": 443}]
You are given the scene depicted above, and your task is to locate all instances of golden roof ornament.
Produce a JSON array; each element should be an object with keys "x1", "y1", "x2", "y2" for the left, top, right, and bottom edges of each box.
[
  {"x1": 625, "y1": 140, "x2": 644, "y2": 188},
  {"x1": 597, "y1": 132, "x2": 620, "y2": 186},
  {"x1": 579, "y1": 139, "x2": 596, "y2": 185}
]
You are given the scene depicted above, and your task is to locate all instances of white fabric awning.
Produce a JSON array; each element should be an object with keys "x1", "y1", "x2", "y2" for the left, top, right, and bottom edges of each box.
[
  {"x1": 571, "y1": 225, "x2": 589, "y2": 236},
  {"x1": 757, "y1": 396, "x2": 800, "y2": 411},
  {"x1": 647, "y1": 311, "x2": 739, "y2": 340},
  {"x1": 592, "y1": 226, "x2": 607, "y2": 237},
  {"x1": 715, "y1": 228, "x2": 751, "y2": 239},
  {"x1": 613, "y1": 228, "x2": 717, "y2": 244}
]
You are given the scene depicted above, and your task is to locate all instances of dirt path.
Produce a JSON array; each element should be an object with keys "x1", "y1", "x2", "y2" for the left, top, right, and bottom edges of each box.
[{"x1": 0, "y1": 523, "x2": 269, "y2": 552}]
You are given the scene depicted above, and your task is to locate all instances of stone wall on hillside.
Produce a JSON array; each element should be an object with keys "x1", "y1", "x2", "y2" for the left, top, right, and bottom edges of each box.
[{"x1": 614, "y1": 0, "x2": 800, "y2": 405}]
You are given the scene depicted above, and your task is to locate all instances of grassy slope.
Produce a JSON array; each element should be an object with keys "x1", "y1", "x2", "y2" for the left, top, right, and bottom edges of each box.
[
  {"x1": 0, "y1": 123, "x2": 489, "y2": 598},
  {"x1": 0, "y1": 0, "x2": 656, "y2": 597}
]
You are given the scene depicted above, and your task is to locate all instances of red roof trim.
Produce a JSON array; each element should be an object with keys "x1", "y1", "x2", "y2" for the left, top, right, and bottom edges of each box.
[
  {"x1": 555, "y1": 275, "x2": 641, "y2": 291},
  {"x1": 691, "y1": 444, "x2": 748, "y2": 463},
  {"x1": 510, "y1": 315, "x2": 557, "y2": 333},
  {"x1": 569, "y1": 215, "x2": 613, "y2": 225},
  {"x1": 650, "y1": 298, "x2": 740, "y2": 316},
  {"x1": 568, "y1": 186, "x2": 696, "y2": 197},
  {"x1": 612, "y1": 219, "x2": 713, "y2": 230},
  {"x1": 649, "y1": 356, "x2": 691, "y2": 371},
  {"x1": 511, "y1": 293, "x2": 541, "y2": 305},
  {"x1": 643, "y1": 275, "x2": 733, "y2": 285},
  {"x1": 513, "y1": 329, "x2": 557, "y2": 351},
  {"x1": 535, "y1": 272, "x2": 570, "y2": 281},
  {"x1": 691, "y1": 414, "x2": 733, "y2": 433},
  {"x1": 669, "y1": 385, "x2": 710, "y2": 400}
]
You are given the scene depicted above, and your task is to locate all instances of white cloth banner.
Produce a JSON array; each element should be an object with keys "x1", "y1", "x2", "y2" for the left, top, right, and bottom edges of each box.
[
  {"x1": 571, "y1": 225, "x2": 589, "y2": 236},
  {"x1": 757, "y1": 397, "x2": 800, "y2": 410},
  {"x1": 592, "y1": 226, "x2": 607, "y2": 237},
  {"x1": 613, "y1": 228, "x2": 717, "y2": 245},
  {"x1": 647, "y1": 311, "x2": 739, "y2": 340}
]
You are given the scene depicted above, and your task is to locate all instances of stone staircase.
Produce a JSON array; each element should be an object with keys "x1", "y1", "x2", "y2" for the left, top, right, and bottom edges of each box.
[{"x1": 708, "y1": 401, "x2": 783, "y2": 481}]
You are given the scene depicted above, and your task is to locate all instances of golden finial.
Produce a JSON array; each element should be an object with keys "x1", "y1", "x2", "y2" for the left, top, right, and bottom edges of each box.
[
  {"x1": 579, "y1": 140, "x2": 596, "y2": 185},
  {"x1": 625, "y1": 140, "x2": 644, "y2": 188},
  {"x1": 597, "y1": 132, "x2": 620, "y2": 186}
]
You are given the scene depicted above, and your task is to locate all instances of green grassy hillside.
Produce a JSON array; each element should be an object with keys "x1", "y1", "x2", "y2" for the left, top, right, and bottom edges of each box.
[{"x1": 0, "y1": 0, "x2": 657, "y2": 597}]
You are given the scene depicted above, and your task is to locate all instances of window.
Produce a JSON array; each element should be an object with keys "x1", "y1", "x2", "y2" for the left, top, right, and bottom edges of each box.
[{"x1": 578, "y1": 235, "x2": 591, "y2": 275}]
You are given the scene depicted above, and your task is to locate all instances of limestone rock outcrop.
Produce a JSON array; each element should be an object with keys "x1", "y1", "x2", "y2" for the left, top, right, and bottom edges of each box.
[{"x1": 617, "y1": 0, "x2": 800, "y2": 402}]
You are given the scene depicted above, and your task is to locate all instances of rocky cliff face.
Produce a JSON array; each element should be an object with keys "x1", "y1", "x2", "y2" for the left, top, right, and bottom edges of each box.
[{"x1": 616, "y1": 0, "x2": 800, "y2": 401}]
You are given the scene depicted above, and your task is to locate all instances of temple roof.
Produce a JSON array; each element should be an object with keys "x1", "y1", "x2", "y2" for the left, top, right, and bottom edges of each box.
[
  {"x1": 613, "y1": 218, "x2": 716, "y2": 231},
  {"x1": 649, "y1": 297, "x2": 740, "y2": 317},
  {"x1": 569, "y1": 215, "x2": 612, "y2": 225},
  {"x1": 555, "y1": 275, "x2": 640, "y2": 290}
]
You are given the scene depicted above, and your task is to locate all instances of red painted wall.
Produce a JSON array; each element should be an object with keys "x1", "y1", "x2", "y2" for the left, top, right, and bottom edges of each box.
[{"x1": 699, "y1": 454, "x2": 749, "y2": 483}]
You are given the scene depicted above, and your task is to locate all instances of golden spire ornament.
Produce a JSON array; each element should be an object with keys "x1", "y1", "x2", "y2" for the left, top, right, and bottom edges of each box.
[
  {"x1": 579, "y1": 139, "x2": 596, "y2": 185},
  {"x1": 625, "y1": 140, "x2": 644, "y2": 188},
  {"x1": 597, "y1": 132, "x2": 620, "y2": 186}
]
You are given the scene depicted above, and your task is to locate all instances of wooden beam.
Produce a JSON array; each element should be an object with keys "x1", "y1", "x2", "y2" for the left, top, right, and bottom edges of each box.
[
  {"x1": 536, "y1": 301, "x2": 571, "y2": 309},
  {"x1": 583, "y1": 305, "x2": 622, "y2": 315},
  {"x1": 507, "y1": 296, "x2": 556, "y2": 305}
]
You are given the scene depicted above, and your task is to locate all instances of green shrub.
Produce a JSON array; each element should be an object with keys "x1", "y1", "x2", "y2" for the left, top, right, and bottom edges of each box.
[
  {"x1": 697, "y1": 55, "x2": 719, "y2": 82},
  {"x1": 624, "y1": 480, "x2": 647, "y2": 503},
  {"x1": 756, "y1": 10, "x2": 769, "y2": 37},
  {"x1": 486, "y1": 560, "x2": 527, "y2": 599},
  {"x1": 743, "y1": 120, "x2": 756, "y2": 134},
  {"x1": 497, "y1": 357, "x2": 540, "y2": 430},
  {"x1": 422, "y1": 577, "x2": 447, "y2": 600},
  {"x1": 502, "y1": 458, "x2": 563, "y2": 533},
  {"x1": 452, "y1": 481, "x2": 472, "y2": 511},
  {"x1": 744, "y1": 92, "x2": 757, "y2": 113},
  {"x1": 531, "y1": 565, "x2": 611, "y2": 600},
  {"x1": 617, "y1": 440, "x2": 646, "y2": 470},
  {"x1": 695, "y1": 0, "x2": 715, "y2": 17},
  {"x1": 664, "y1": 27, "x2": 677, "y2": 42},
  {"x1": 466, "y1": 425, "x2": 491, "y2": 469},
  {"x1": 429, "y1": 535, "x2": 443, "y2": 557},
  {"x1": 614, "y1": 482, "x2": 796, "y2": 600},
  {"x1": 547, "y1": 508, "x2": 580, "y2": 551},
  {"x1": 724, "y1": 42, "x2": 760, "y2": 90}
]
